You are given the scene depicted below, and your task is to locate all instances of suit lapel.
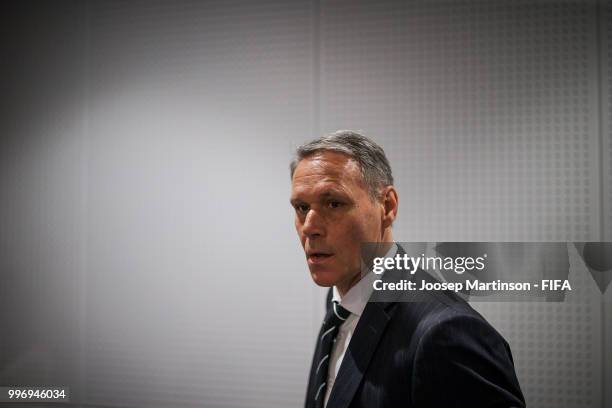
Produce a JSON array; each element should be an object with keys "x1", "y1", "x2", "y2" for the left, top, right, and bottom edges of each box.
[
  {"x1": 325, "y1": 300, "x2": 394, "y2": 408},
  {"x1": 326, "y1": 244, "x2": 407, "y2": 408}
]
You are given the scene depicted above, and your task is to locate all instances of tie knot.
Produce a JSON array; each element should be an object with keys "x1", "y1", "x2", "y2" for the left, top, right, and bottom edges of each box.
[{"x1": 326, "y1": 301, "x2": 351, "y2": 327}]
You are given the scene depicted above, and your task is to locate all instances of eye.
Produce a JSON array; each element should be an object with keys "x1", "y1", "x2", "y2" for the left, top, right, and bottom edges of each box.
[
  {"x1": 294, "y1": 203, "x2": 309, "y2": 214},
  {"x1": 328, "y1": 201, "x2": 344, "y2": 209}
]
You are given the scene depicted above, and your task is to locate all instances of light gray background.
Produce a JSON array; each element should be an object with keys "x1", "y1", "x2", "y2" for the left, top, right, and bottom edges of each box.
[{"x1": 0, "y1": 1, "x2": 610, "y2": 407}]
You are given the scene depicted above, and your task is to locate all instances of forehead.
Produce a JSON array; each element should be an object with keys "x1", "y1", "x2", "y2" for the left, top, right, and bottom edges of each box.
[{"x1": 291, "y1": 151, "x2": 365, "y2": 195}]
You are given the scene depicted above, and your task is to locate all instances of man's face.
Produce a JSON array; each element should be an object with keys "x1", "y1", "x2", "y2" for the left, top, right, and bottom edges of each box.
[{"x1": 290, "y1": 151, "x2": 384, "y2": 290}]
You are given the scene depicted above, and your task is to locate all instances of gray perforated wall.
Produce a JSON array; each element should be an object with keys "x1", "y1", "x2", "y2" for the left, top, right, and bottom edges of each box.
[{"x1": 0, "y1": 1, "x2": 610, "y2": 407}]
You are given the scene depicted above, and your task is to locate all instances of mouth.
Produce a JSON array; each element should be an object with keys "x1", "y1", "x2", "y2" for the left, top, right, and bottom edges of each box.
[{"x1": 307, "y1": 252, "x2": 334, "y2": 265}]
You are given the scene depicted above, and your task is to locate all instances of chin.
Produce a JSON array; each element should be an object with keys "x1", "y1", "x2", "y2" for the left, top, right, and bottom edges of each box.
[{"x1": 309, "y1": 268, "x2": 341, "y2": 288}]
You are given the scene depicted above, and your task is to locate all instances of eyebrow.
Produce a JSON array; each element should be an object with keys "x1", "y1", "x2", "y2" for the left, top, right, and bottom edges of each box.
[
  {"x1": 320, "y1": 190, "x2": 346, "y2": 198},
  {"x1": 290, "y1": 188, "x2": 349, "y2": 205}
]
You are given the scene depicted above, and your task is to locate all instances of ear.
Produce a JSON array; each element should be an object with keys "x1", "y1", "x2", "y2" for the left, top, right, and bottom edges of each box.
[{"x1": 380, "y1": 186, "x2": 398, "y2": 229}]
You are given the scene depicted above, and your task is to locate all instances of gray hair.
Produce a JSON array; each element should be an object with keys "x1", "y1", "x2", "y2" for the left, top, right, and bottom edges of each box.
[{"x1": 290, "y1": 130, "x2": 394, "y2": 200}]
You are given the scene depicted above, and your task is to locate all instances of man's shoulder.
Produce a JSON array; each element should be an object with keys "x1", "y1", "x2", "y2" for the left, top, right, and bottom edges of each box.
[
  {"x1": 394, "y1": 296, "x2": 498, "y2": 336},
  {"x1": 384, "y1": 265, "x2": 491, "y2": 326},
  {"x1": 386, "y1": 279, "x2": 507, "y2": 350}
]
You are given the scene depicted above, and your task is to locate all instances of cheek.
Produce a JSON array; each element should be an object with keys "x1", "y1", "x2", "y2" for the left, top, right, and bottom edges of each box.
[
  {"x1": 337, "y1": 216, "x2": 375, "y2": 253},
  {"x1": 294, "y1": 218, "x2": 305, "y2": 243},
  {"x1": 351, "y1": 206, "x2": 380, "y2": 239},
  {"x1": 365, "y1": 212, "x2": 381, "y2": 238}
]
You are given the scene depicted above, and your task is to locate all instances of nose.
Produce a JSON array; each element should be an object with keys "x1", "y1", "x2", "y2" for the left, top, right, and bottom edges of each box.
[{"x1": 302, "y1": 209, "x2": 325, "y2": 238}]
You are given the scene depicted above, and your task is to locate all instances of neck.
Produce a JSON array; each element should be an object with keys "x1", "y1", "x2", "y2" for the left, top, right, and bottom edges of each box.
[{"x1": 336, "y1": 234, "x2": 395, "y2": 297}]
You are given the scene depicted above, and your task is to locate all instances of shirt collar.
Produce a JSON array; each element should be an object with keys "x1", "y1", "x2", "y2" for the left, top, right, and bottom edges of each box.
[{"x1": 332, "y1": 243, "x2": 398, "y2": 317}]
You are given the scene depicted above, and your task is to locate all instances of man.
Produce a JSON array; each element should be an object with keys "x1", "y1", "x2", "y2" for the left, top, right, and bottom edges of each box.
[{"x1": 290, "y1": 131, "x2": 525, "y2": 408}]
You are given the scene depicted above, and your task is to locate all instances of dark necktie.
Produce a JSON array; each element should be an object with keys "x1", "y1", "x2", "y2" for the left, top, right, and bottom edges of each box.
[{"x1": 306, "y1": 301, "x2": 351, "y2": 408}]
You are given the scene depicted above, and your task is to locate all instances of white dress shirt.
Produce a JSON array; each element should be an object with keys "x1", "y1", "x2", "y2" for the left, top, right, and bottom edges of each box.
[{"x1": 323, "y1": 244, "x2": 397, "y2": 407}]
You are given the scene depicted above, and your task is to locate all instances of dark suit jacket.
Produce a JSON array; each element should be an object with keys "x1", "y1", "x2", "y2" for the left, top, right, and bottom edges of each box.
[{"x1": 305, "y1": 258, "x2": 525, "y2": 408}]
